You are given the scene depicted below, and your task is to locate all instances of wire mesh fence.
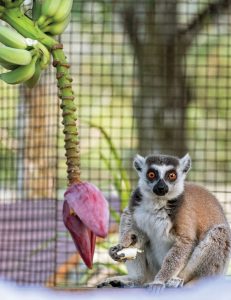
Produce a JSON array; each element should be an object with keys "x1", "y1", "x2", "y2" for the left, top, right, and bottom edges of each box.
[{"x1": 0, "y1": 0, "x2": 230, "y2": 288}]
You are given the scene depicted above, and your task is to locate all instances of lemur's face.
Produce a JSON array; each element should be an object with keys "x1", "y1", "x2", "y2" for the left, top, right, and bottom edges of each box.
[{"x1": 133, "y1": 154, "x2": 191, "y2": 200}]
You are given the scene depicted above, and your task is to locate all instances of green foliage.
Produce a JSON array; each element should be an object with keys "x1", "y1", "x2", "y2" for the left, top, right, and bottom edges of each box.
[
  {"x1": 186, "y1": 33, "x2": 231, "y2": 183},
  {"x1": 72, "y1": 1, "x2": 113, "y2": 24},
  {"x1": 86, "y1": 120, "x2": 132, "y2": 220},
  {"x1": 0, "y1": 143, "x2": 17, "y2": 183}
]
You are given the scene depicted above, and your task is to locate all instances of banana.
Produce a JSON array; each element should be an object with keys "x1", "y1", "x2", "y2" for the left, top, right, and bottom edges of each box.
[
  {"x1": 41, "y1": 0, "x2": 62, "y2": 17},
  {"x1": 33, "y1": 41, "x2": 50, "y2": 69},
  {"x1": 0, "y1": 46, "x2": 32, "y2": 65},
  {"x1": 43, "y1": 14, "x2": 71, "y2": 36},
  {"x1": 0, "y1": 54, "x2": 19, "y2": 70},
  {"x1": 0, "y1": 26, "x2": 27, "y2": 49},
  {"x1": 52, "y1": 0, "x2": 73, "y2": 23},
  {"x1": 32, "y1": 0, "x2": 42, "y2": 21},
  {"x1": 39, "y1": 17, "x2": 53, "y2": 31},
  {"x1": 24, "y1": 59, "x2": 41, "y2": 88},
  {"x1": 37, "y1": 0, "x2": 62, "y2": 27},
  {"x1": 0, "y1": 55, "x2": 38, "y2": 85},
  {"x1": 0, "y1": 60, "x2": 17, "y2": 70}
]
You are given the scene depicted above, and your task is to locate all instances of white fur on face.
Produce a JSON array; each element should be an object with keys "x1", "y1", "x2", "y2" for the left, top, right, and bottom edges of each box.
[{"x1": 138, "y1": 163, "x2": 185, "y2": 201}]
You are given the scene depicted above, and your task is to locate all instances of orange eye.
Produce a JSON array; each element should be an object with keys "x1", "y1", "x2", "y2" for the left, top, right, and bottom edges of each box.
[
  {"x1": 147, "y1": 171, "x2": 156, "y2": 180},
  {"x1": 168, "y1": 172, "x2": 177, "y2": 181}
]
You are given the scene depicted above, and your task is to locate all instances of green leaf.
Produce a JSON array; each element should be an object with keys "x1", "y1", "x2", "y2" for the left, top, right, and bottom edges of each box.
[
  {"x1": 109, "y1": 206, "x2": 120, "y2": 224},
  {"x1": 85, "y1": 120, "x2": 131, "y2": 210}
]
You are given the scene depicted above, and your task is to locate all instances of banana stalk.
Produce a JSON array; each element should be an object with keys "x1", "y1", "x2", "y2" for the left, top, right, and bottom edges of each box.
[{"x1": 52, "y1": 44, "x2": 80, "y2": 184}]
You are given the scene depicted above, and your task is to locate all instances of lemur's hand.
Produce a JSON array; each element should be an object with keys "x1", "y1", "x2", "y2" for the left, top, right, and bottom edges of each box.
[
  {"x1": 120, "y1": 232, "x2": 138, "y2": 248},
  {"x1": 109, "y1": 244, "x2": 126, "y2": 261}
]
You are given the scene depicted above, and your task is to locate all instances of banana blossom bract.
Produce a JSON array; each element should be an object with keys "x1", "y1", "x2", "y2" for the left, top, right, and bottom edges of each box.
[{"x1": 63, "y1": 182, "x2": 109, "y2": 269}]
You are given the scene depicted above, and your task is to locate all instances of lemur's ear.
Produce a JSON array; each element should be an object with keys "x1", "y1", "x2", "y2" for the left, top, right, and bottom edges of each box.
[
  {"x1": 133, "y1": 154, "x2": 145, "y2": 173},
  {"x1": 180, "y1": 153, "x2": 191, "y2": 174}
]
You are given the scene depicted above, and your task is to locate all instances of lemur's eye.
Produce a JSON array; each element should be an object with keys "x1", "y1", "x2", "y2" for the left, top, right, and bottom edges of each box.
[
  {"x1": 147, "y1": 171, "x2": 156, "y2": 180},
  {"x1": 168, "y1": 171, "x2": 177, "y2": 181}
]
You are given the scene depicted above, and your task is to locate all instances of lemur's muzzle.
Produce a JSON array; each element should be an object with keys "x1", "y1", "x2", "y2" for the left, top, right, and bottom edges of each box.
[{"x1": 153, "y1": 179, "x2": 168, "y2": 196}]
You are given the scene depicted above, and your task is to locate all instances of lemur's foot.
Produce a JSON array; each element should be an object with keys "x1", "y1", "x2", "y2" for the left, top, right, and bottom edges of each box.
[
  {"x1": 109, "y1": 244, "x2": 126, "y2": 261},
  {"x1": 97, "y1": 280, "x2": 126, "y2": 288},
  {"x1": 144, "y1": 281, "x2": 165, "y2": 294},
  {"x1": 97, "y1": 278, "x2": 135, "y2": 288},
  {"x1": 166, "y1": 277, "x2": 184, "y2": 288}
]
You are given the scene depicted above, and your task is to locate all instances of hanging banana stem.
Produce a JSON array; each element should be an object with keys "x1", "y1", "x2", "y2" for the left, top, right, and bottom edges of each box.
[{"x1": 51, "y1": 44, "x2": 81, "y2": 184}]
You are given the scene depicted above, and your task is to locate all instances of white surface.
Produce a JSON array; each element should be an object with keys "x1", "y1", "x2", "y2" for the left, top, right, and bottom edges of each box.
[{"x1": 0, "y1": 277, "x2": 231, "y2": 300}]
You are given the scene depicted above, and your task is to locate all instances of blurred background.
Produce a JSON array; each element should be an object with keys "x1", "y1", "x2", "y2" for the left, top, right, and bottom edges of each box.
[{"x1": 0, "y1": 0, "x2": 230, "y2": 288}]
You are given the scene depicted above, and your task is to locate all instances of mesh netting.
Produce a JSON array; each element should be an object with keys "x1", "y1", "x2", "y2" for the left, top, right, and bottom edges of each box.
[{"x1": 0, "y1": 0, "x2": 230, "y2": 288}]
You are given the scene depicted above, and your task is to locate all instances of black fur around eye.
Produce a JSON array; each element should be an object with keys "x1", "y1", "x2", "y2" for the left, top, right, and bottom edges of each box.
[
  {"x1": 146, "y1": 169, "x2": 158, "y2": 181},
  {"x1": 166, "y1": 170, "x2": 177, "y2": 182}
]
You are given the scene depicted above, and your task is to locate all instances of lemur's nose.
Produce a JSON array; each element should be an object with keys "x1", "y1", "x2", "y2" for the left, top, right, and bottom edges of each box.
[{"x1": 153, "y1": 179, "x2": 168, "y2": 196}]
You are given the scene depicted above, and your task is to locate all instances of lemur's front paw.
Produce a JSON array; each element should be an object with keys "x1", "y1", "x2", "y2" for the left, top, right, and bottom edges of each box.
[
  {"x1": 109, "y1": 244, "x2": 126, "y2": 261},
  {"x1": 166, "y1": 277, "x2": 184, "y2": 288},
  {"x1": 144, "y1": 281, "x2": 165, "y2": 294},
  {"x1": 120, "y1": 232, "x2": 138, "y2": 248}
]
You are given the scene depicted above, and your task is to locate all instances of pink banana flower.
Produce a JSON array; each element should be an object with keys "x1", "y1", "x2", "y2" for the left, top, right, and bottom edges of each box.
[{"x1": 63, "y1": 182, "x2": 109, "y2": 268}]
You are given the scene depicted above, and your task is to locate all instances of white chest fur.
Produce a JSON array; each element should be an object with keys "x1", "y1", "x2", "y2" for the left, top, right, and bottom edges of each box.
[{"x1": 133, "y1": 198, "x2": 174, "y2": 266}]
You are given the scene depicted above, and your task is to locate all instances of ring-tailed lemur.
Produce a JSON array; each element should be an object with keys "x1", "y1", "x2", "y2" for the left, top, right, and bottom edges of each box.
[{"x1": 98, "y1": 154, "x2": 231, "y2": 291}]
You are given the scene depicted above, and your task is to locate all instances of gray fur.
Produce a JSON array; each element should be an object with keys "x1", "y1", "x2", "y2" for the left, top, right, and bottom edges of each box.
[
  {"x1": 165, "y1": 194, "x2": 184, "y2": 221},
  {"x1": 146, "y1": 155, "x2": 179, "y2": 168},
  {"x1": 179, "y1": 224, "x2": 231, "y2": 282},
  {"x1": 129, "y1": 187, "x2": 143, "y2": 211},
  {"x1": 133, "y1": 154, "x2": 145, "y2": 173},
  {"x1": 179, "y1": 153, "x2": 191, "y2": 173}
]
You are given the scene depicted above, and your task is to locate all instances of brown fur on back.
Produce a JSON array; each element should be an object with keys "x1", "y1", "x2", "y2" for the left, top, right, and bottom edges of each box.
[{"x1": 173, "y1": 182, "x2": 228, "y2": 241}]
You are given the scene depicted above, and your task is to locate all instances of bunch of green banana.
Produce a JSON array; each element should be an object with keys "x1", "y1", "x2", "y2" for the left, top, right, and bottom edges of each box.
[
  {"x1": 0, "y1": 25, "x2": 50, "y2": 87},
  {"x1": 0, "y1": 47, "x2": 49, "y2": 86},
  {"x1": 0, "y1": 54, "x2": 38, "y2": 85},
  {"x1": 33, "y1": 0, "x2": 73, "y2": 36}
]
